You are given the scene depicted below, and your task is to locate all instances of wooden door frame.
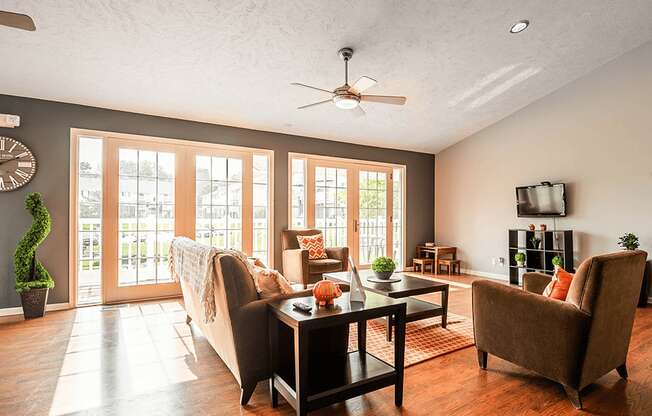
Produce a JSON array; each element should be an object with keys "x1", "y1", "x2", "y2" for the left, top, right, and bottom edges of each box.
[{"x1": 69, "y1": 129, "x2": 274, "y2": 306}]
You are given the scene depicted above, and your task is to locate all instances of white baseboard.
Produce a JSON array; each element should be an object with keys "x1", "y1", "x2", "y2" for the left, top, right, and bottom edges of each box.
[
  {"x1": 0, "y1": 302, "x2": 71, "y2": 317},
  {"x1": 461, "y1": 268, "x2": 509, "y2": 281}
]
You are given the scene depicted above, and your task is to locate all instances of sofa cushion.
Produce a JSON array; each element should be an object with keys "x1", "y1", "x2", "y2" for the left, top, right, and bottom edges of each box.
[
  {"x1": 309, "y1": 258, "x2": 342, "y2": 274},
  {"x1": 543, "y1": 267, "x2": 574, "y2": 300},
  {"x1": 250, "y1": 264, "x2": 294, "y2": 299},
  {"x1": 297, "y1": 233, "x2": 328, "y2": 259}
]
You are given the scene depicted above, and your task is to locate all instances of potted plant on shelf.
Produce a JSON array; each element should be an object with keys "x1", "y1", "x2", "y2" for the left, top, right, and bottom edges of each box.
[
  {"x1": 530, "y1": 235, "x2": 542, "y2": 249},
  {"x1": 514, "y1": 252, "x2": 526, "y2": 267},
  {"x1": 14, "y1": 193, "x2": 55, "y2": 319},
  {"x1": 552, "y1": 254, "x2": 564, "y2": 270},
  {"x1": 371, "y1": 256, "x2": 396, "y2": 280},
  {"x1": 618, "y1": 233, "x2": 640, "y2": 250}
]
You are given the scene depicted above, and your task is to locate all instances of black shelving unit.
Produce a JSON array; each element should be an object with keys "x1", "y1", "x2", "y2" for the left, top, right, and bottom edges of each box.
[{"x1": 508, "y1": 229, "x2": 573, "y2": 285}]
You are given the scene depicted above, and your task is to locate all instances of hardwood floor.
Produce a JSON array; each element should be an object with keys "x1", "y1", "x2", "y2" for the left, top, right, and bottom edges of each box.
[{"x1": 1, "y1": 273, "x2": 651, "y2": 415}]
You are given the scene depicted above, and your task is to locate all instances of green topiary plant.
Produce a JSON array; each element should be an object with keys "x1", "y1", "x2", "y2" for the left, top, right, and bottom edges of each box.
[
  {"x1": 618, "y1": 233, "x2": 640, "y2": 251},
  {"x1": 552, "y1": 254, "x2": 564, "y2": 268},
  {"x1": 14, "y1": 193, "x2": 54, "y2": 293},
  {"x1": 514, "y1": 252, "x2": 525, "y2": 265},
  {"x1": 371, "y1": 256, "x2": 396, "y2": 273}
]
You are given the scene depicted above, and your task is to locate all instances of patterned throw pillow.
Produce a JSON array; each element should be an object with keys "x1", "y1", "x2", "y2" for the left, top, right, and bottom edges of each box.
[
  {"x1": 542, "y1": 267, "x2": 574, "y2": 301},
  {"x1": 296, "y1": 233, "x2": 328, "y2": 260}
]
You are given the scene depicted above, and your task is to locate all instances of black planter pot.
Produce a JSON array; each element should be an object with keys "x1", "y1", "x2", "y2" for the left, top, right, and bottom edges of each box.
[
  {"x1": 20, "y1": 288, "x2": 49, "y2": 319},
  {"x1": 373, "y1": 271, "x2": 394, "y2": 280}
]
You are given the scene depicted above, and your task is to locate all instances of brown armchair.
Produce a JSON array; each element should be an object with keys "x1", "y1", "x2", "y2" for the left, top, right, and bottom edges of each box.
[
  {"x1": 281, "y1": 229, "x2": 349, "y2": 287},
  {"x1": 472, "y1": 250, "x2": 647, "y2": 409}
]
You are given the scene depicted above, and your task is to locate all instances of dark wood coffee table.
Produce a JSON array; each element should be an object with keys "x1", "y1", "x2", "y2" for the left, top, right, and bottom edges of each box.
[
  {"x1": 324, "y1": 270, "x2": 449, "y2": 341},
  {"x1": 267, "y1": 292, "x2": 407, "y2": 416}
]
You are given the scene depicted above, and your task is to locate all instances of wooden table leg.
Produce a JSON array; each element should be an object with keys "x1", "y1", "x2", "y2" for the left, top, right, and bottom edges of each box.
[
  {"x1": 441, "y1": 286, "x2": 449, "y2": 328},
  {"x1": 268, "y1": 313, "x2": 279, "y2": 408},
  {"x1": 386, "y1": 315, "x2": 393, "y2": 342},
  {"x1": 358, "y1": 320, "x2": 367, "y2": 354},
  {"x1": 394, "y1": 307, "x2": 406, "y2": 407},
  {"x1": 294, "y1": 326, "x2": 309, "y2": 416}
]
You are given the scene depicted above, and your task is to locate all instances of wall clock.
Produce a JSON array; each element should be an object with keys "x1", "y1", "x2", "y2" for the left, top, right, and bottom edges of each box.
[{"x1": 0, "y1": 136, "x2": 37, "y2": 191}]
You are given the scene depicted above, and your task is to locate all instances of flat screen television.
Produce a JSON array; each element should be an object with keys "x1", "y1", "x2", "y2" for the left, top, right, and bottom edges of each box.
[{"x1": 516, "y1": 183, "x2": 567, "y2": 217}]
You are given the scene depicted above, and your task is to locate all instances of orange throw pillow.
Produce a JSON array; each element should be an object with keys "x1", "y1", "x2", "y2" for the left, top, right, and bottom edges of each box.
[
  {"x1": 296, "y1": 233, "x2": 328, "y2": 260},
  {"x1": 542, "y1": 267, "x2": 574, "y2": 301}
]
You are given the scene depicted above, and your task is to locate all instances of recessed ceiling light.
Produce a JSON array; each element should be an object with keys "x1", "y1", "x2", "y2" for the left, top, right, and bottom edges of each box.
[{"x1": 510, "y1": 20, "x2": 529, "y2": 34}]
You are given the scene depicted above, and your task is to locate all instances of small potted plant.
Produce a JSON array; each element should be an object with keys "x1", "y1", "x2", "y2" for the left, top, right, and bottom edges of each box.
[
  {"x1": 15, "y1": 193, "x2": 55, "y2": 319},
  {"x1": 371, "y1": 256, "x2": 396, "y2": 280},
  {"x1": 618, "y1": 233, "x2": 640, "y2": 250},
  {"x1": 552, "y1": 254, "x2": 564, "y2": 269},
  {"x1": 530, "y1": 235, "x2": 542, "y2": 249},
  {"x1": 514, "y1": 252, "x2": 526, "y2": 267}
]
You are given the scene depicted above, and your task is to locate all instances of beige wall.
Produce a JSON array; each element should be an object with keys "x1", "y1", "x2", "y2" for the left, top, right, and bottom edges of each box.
[{"x1": 435, "y1": 40, "x2": 652, "y2": 279}]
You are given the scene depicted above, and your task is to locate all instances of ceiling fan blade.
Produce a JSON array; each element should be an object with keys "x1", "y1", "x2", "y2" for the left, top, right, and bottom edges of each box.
[
  {"x1": 360, "y1": 95, "x2": 407, "y2": 105},
  {"x1": 349, "y1": 76, "x2": 377, "y2": 94},
  {"x1": 352, "y1": 105, "x2": 366, "y2": 117},
  {"x1": 297, "y1": 99, "x2": 332, "y2": 110},
  {"x1": 0, "y1": 11, "x2": 36, "y2": 31},
  {"x1": 291, "y1": 83, "x2": 334, "y2": 95}
]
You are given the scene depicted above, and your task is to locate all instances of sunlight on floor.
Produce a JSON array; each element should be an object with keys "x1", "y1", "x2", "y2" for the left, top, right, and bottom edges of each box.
[{"x1": 48, "y1": 301, "x2": 198, "y2": 416}]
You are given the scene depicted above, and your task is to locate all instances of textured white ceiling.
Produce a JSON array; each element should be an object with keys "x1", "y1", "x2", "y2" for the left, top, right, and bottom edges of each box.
[{"x1": 1, "y1": 0, "x2": 652, "y2": 153}]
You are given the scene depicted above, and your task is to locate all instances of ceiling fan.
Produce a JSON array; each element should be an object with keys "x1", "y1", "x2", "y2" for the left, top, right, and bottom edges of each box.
[
  {"x1": 0, "y1": 10, "x2": 36, "y2": 31},
  {"x1": 291, "y1": 47, "x2": 406, "y2": 116}
]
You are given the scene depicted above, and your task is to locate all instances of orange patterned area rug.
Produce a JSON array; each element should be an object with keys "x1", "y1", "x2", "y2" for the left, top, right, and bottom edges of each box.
[{"x1": 348, "y1": 312, "x2": 475, "y2": 367}]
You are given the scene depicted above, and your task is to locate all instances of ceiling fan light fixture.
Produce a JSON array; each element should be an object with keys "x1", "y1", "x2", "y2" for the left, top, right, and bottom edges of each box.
[
  {"x1": 510, "y1": 20, "x2": 529, "y2": 34},
  {"x1": 333, "y1": 94, "x2": 359, "y2": 109}
]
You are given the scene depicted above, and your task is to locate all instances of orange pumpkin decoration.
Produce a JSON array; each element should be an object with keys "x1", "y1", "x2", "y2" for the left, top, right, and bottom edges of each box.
[{"x1": 313, "y1": 279, "x2": 342, "y2": 307}]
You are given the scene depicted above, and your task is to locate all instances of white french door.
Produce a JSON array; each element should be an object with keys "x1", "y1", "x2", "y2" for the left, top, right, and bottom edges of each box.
[
  {"x1": 103, "y1": 139, "x2": 189, "y2": 303},
  {"x1": 73, "y1": 130, "x2": 273, "y2": 306},
  {"x1": 356, "y1": 167, "x2": 393, "y2": 267},
  {"x1": 304, "y1": 159, "x2": 393, "y2": 268}
]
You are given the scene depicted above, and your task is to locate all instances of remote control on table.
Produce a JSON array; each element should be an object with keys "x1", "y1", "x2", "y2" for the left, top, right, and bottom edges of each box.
[{"x1": 292, "y1": 302, "x2": 312, "y2": 313}]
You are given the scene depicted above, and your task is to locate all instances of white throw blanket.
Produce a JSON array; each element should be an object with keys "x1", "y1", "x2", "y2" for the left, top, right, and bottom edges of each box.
[{"x1": 169, "y1": 237, "x2": 255, "y2": 323}]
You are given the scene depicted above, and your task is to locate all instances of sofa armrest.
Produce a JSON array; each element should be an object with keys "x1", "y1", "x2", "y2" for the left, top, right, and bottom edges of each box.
[
  {"x1": 326, "y1": 247, "x2": 349, "y2": 270},
  {"x1": 523, "y1": 272, "x2": 552, "y2": 294},
  {"x1": 472, "y1": 280, "x2": 591, "y2": 387},
  {"x1": 282, "y1": 249, "x2": 309, "y2": 285}
]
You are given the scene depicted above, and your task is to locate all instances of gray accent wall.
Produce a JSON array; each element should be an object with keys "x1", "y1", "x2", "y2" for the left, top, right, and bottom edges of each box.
[{"x1": 0, "y1": 94, "x2": 434, "y2": 308}]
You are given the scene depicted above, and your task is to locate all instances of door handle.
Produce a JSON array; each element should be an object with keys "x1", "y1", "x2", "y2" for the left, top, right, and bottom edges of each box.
[{"x1": 354, "y1": 219, "x2": 358, "y2": 233}]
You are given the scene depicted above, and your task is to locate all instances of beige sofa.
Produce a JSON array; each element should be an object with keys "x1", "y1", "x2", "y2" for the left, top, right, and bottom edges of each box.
[
  {"x1": 472, "y1": 250, "x2": 647, "y2": 409},
  {"x1": 179, "y1": 251, "x2": 349, "y2": 405}
]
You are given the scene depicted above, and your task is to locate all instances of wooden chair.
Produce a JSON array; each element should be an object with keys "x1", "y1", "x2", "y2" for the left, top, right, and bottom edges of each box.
[
  {"x1": 413, "y1": 258, "x2": 434, "y2": 274},
  {"x1": 438, "y1": 258, "x2": 460, "y2": 275}
]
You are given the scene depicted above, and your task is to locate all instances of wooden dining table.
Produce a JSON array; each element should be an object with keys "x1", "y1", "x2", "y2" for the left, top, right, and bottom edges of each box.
[{"x1": 415, "y1": 245, "x2": 457, "y2": 272}]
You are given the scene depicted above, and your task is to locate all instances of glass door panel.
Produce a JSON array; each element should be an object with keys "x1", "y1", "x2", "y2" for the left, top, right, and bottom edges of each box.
[
  {"x1": 195, "y1": 155, "x2": 243, "y2": 251},
  {"x1": 118, "y1": 149, "x2": 175, "y2": 286},
  {"x1": 314, "y1": 166, "x2": 348, "y2": 247},
  {"x1": 358, "y1": 170, "x2": 388, "y2": 265}
]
